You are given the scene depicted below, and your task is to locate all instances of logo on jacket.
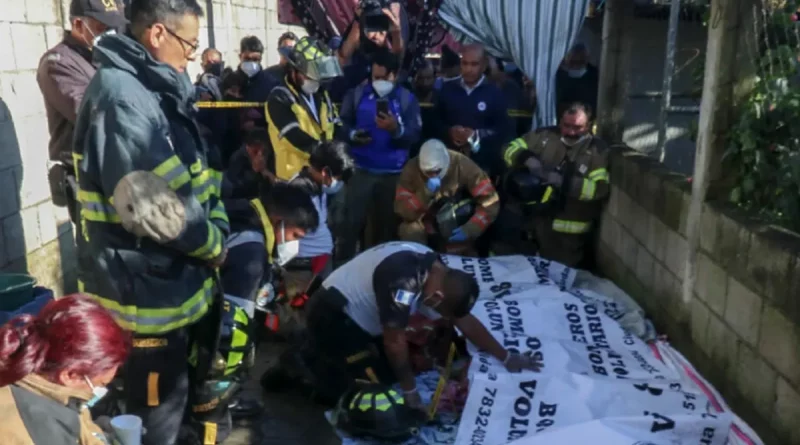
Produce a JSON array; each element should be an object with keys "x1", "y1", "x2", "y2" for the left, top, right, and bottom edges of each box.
[
  {"x1": 477, "y1": 101, "x2": 486, "y2": 111},
  {"x1": 102, "y1": 0, "x2": 118, "y2": 10}
]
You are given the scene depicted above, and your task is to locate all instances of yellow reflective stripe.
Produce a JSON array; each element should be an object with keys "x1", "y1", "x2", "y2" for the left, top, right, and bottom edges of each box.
[
  {"x1": 250, "y1": 199, "x2": 275, "y2": 262},
  {"x1": 77, "y1": 189, "x2": 121, "y2": 223},
  {"x1": 588, "y1": 168, "x2": 609, "y2": 182},
  {"x1": 188, "y1": 222, "x2": 224, "y2": 259},
  {"x1": 210, "y1": 201, "x2": 228, "y2": 223},
  {"x1": 84, "y1": 278, "x2": 214, "y2": 334},
  {"x1": 503, "y1": 138, "x2": 528, "y2": 166},
  {"x1": 192, "y1": 169, "x2": 214, "y2": 203},
  {"x1": 153, "y1": 155, "x2": 192, "y2": 190},
  {"x1": 580, "y1": 178, "x2": 596, "y2": 201},
  {"x1": 552, "y1": 219, "x2": 592, "y2": 234},
  {"x1": 210, "y1": 169, "x2": 223, "y2": 196},
  {"x1": 225, "y1": 308, "x2": 249, "y2": 375}
]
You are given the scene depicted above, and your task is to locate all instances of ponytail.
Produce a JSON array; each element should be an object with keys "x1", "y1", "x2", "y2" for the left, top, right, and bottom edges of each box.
[{"x1": 0, "y1": 315, "x2": 49, "y2": 386}]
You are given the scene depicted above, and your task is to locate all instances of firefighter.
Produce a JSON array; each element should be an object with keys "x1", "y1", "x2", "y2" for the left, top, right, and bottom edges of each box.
[
  {"x1": 500, "y1": 102, "x2": 610, "y2": 268},
  {"x1": 267, "y1": 36, "x2": 343, "y2": 179},
  {"x1": 395, "y1": 139, "x2": 499, "y2": 252},
  {"x1": 71, "y1": 2, "x2": 229, "y2": 443}
]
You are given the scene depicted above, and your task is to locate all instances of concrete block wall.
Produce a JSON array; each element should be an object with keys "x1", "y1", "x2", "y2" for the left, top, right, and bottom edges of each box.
[
  {"x1": 0, "y1": 0, "x2": 303, "y2": 296},
  {"x1": 597, "y1": 149, "x2": 800, "y2": 444}
]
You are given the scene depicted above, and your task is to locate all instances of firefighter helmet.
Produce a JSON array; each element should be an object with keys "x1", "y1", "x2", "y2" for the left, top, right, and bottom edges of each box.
[
  {"x1": 334, "y1": 384, "x2": 423, "y2": 442},
  {"x1": 280, "y1": 36, "x2": 343, "y2": 81},
  {"x1": 503, "y1": 168, "x2": 557, "y2": 215},
  {"x1": 433, "y1": 195, "x2": 476, "y2": 240}
]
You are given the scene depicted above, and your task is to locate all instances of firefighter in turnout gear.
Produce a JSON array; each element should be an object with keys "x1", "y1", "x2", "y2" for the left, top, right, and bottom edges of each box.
[
  {"x1": 71, "y1": 5, "x2": 229, "y2": 443},
  {"x1": 501, "y1": 102, "x2": 609, "y2": 268},
  {"x1": 267, "y1": 36, "x2": 343, "y2": 179},
  {"x1": 395, "y1": 139, "x2": 499, "y2": 251}
]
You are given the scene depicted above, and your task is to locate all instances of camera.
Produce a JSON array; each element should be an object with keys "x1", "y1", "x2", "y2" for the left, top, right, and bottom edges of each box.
[{"x1": 360, "y1": 0, "x2": 391, "y2": 33}]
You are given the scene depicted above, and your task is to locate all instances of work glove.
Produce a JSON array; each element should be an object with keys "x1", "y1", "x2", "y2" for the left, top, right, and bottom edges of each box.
[
  {"x1": 544, "y1": 171, "x2": 564, "y2": 188},
  {"x1": 448, "y1": 227, "x2": 467, "y2": 242},
  {"x1": 503, "y1": 350, "x2": 544, "y2": 373},
  {"x1": 523, "y1": 157, "x2": 543, "y2": 174}
]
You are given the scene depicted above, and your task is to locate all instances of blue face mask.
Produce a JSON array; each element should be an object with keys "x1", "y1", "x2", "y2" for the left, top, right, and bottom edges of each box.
[
  {"x1": 83, "y1": 376, "x2": 109, "y2": 408},
  {"x1": 426, "y1": 177, "x2": 441, "y2": 193},
  {"x1": 323, "y1": 179, "x2": 344, "y2": 195}
]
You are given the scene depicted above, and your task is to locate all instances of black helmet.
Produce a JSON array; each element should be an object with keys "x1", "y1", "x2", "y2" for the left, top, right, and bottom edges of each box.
[
  {"x1": 208, "y1": 299, "x2": 255, "y2": 380},
  {"x1": 433, "y1": 196, "x2": 476, "y2": 239},
  {"x1": 334, "y1": 384, "x2": 423, "y2": 442},
  {"x1": 504, "y1": 168, "x2": 557, "y2": 214}
]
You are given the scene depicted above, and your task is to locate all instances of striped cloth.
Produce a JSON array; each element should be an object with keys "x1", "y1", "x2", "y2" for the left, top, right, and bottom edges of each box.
[{"x1": 438, "y1": 0, "x2": 590, "y2": 128}]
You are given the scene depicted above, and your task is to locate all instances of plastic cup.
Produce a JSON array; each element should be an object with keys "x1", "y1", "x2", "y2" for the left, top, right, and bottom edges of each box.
[{"x1": 110, "y1": 415, "x2": 143, "y2": 445}]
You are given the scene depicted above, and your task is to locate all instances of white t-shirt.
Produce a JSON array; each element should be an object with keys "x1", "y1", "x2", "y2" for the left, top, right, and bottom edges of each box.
[
  {"x1": 322, "y1": 241, "x2": 442, "y2": 336},
  {"x1": 298, "y1": 193, "x2": 333, "y2": 258}
]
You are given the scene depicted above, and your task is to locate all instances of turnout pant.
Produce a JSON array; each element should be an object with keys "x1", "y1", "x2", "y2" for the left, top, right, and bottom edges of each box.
[
  {"x1": 532, "y1": 217, "x2": 587, "y2": 268},
  {"x1": 303, "y1": 287, "x2": 395, "y2": 401}
]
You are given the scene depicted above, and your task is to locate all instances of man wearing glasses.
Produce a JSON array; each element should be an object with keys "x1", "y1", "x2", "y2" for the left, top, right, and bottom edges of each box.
[{"x1": 73, "y1": 1, "x2": 231, "y2": 444}]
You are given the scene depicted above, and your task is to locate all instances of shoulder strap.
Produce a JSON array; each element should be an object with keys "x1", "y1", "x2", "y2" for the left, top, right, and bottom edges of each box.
[
  {"x1": 399, "y1": 88, "x2": 411, "y2": 114},
  {"x1": 352, "y1": 84, "x2": 366, "y2": 110}
]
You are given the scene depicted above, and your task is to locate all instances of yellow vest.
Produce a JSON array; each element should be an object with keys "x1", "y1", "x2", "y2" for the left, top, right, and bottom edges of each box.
[{"x1": 249, "y1": 198, "x2": 275, "y2": 263}]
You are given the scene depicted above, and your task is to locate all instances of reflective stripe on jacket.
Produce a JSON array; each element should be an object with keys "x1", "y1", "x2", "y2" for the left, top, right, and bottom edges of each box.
[
  {"x1": 72, "y1": 33, "x2": 227, "y2": 334},
  {"x1": 266, "y1": 79, "x2": 337, "y2": 179}
]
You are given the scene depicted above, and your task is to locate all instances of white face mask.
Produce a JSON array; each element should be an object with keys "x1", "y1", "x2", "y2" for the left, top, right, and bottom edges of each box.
[
  {"x1": 323, "y1": 178, "x2": 344, "y2": 195},
  {"x1": 275, "y1": 222, "x2": 300, "y2": 266},
  {"x1": 372, "y1": 79, "x2": 394, "y2": 97},
  {"x1": 83, "y1": 376, "x2": 109, "y2": 408},
  {"x1": 567, "y1": 68, "x2": 587, "y2": 78},
  {"x1": 561, "y1": 134, "x2": 590, "y2": 147},
  {"x1": 302, "y1": 79, "x2": 320, "y2": 95},
  {"x1": 241, "y1": 61, "x2": 261, "y2": 77}
]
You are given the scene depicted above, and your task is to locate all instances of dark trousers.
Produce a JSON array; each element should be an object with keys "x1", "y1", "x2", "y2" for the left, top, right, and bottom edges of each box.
[
  {"x1": 303, "y1": 287, "x2": 394, "y2": 401},
  {"x1": 335, "y1": 170, "x2": 400, "y2": 263}
]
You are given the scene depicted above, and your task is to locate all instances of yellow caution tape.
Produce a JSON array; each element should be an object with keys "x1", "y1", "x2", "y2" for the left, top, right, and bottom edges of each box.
[
  {"x1": 195, "y1": 100, "x2": 534, "y2": 118},
  {"x1": 428, "y1": 342, "x2": 457, "y2": 421}
]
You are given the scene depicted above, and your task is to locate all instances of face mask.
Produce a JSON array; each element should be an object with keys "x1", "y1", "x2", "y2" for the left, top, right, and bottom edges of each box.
[
  {"x1": 83, "y1": 376, "x2": 109, "y2": 408},
  {"x1": 275, "y1": 222, "x2": 300, "y2": 266},
  {"x1": 561, "y1": 134, "x2": 589, "y2": 147},
  {"x1": 241, "y1": 61, "x2": 261, "y2": 77},
  {"x1": 372, "y1": 79, "x2": 394, "y2": 97},
  {"x1": 207, "y1": 62, "x2": 224, "y2": 77},
  {"x1": 323, "y1": 178, "x2": 344, "y2": 195},
  {"x1": 426, "y1": 177, "x2": 441, "y2": 193},
  {"x1": 301, "y1": 79, "x2": 320, "y2": 95},
  {"x1": 567, "y1": 68, "x2": 587, "y2": 78}
]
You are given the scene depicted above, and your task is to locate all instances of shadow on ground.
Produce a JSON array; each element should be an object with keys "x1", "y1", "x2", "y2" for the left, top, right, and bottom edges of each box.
[{"x1": 225, "y1": 342, "x2": 341, "y2": 445}]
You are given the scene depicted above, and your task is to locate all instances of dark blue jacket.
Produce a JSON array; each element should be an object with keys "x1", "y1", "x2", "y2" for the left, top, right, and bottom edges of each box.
[
  {"x1": 339, "y1": 83, "x2": 421, "y2": 173},
  {"x1": 435, "y1": 78, "x2": 513, "y2": 175}
]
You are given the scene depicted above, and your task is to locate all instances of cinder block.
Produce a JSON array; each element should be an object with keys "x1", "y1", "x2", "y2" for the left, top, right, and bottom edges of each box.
[
  {"x1": 705, "y1": 312, "x2": 741, "y2": 385},
  {"x1": 44, "y1": 25, "x2": 63, "y2": 49},
  {"x1": 0, "y1": 0, "x2": 27, "y2": 23},
  {"x1": 1, "y1": 71, "x2": 47, "y2": 119},
  {"x1": 759, "y1": 304, "x2": 800, "y2": 388},
  {"x1": 619, "y1": 226, "x2": 639, "y2": 273},
  {"x1": 0, "y1": 101, "x2": 23, "y2": 172},
  {"x1": 599, "y1": 212, "x2": 620, "y2": 251},
  {"x1": 2, "y1": 212, "x2": 26, "y2": 263},
  {"x1": 745, "y1": 230, "x2": 793, "y2": 305},
  {"x1": 772, "y1": 377, "x2": 800, "y2": 445},
  {"x1": 37, "y1": 201, "x2": 58, "y2": 244},
  {"x1": 0, "y1": 23, "x2": 16, "y2": 72},
  {"x1": 629, "y1": 200, "x2": 648, "y2": 244},
  {"x1": 695, "y1": 252, "x2": 728, "y2": 316},
  {"x1": 24, "y1": 0, "x2": 59, "y2": 24},
  {"x1": 9, "y1": 24, "x2": 48, "y2": 71},
  {"x1": 724, "y1": 277, "x2": 763, "y2": 347},
  {"x1": 634, "y1": 245, "x2": 655, "y2": 291},
  {"x1": 19, "y1": 205, "x2": 41, "y2": 252},
  {"x1": 615, "y1": 189, "x2": 633, "y2": 231},
  {"x1": 786, "y1": 259, "x2": 800, "y2": 326},
  {"x1": 24, "y1": 235, "x2": 64, "y2": 296},
  {"x1": 690, "y1": 297, "x2": 710, "y2": 353},
  {"x1": 645, "y1": 212, "x2": 668, "y2": 260},
  {"x1": 699, "y1": 203, "x2": 720, "y2": 254},
  {"x1": 606, "y1": 185, "x2": 620, "y2": 218},
  {"x1": 0, "y1": 169, "x2": 20, "y2": 219},
  {"x1": 715, "y1": 209, "x2": 751, "y2": 276},
  {"x1": 663, "y1": 229, "x2": 688, "y2": 279},
  {"x1": 736, "y1": 343, "x2": 778, "y2": 419}
]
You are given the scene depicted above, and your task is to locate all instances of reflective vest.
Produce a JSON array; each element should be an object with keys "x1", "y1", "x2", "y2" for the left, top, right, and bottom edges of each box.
[{"x1": 249, "y1": 198, "x2": 276, "y2": 262}]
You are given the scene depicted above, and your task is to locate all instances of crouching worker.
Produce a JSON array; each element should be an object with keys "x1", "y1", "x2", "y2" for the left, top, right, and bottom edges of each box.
[
  {"x1": 222, "y1": 128, "x2": 278, "y2": 200},
  {"x1": 395, "y1": 139, "x2": 499, "y2": 255},
  {"x1": 0, "y1": 295, "x2": 130, "y2": 444},
  {"x1": 284, "y1": 141, "x2": 355, "y2": 306},
  {"x1": 292, "y1": 241, "x2": 543, "y2": 407}
]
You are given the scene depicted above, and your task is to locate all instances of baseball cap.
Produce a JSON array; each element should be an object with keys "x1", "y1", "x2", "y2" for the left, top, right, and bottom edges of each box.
[{"x1": 70, "y1": 0, "x2": 129, "y2": 29}]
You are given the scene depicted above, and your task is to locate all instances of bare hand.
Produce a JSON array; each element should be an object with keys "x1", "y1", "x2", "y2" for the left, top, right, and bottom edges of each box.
[
  {"x1": 504, "y1": 351, "x2": 544, "y2": 373},
  {"x1": 376, "y1": 112, "x2": 398, "y2": 133},
  {"x1": 403, "y1": 389, "x2": 427, "y2": 413},
  {"x1": 382, "y1": 7, "x2": 401, "y2": 31}
]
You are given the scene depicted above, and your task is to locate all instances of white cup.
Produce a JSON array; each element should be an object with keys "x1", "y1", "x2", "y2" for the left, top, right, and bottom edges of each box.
[{"x1": 110, "y1": 414, "x2": 143, "y2": 445}]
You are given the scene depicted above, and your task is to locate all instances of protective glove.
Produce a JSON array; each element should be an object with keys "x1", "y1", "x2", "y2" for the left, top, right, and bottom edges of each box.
[
  {"x1": 523, "y1": 157, "x2": 543, "y2": 174},
  {"x1": 448, "y1": 227, "x2": 467, "y2": 242},
  {"x1": 503, "y1": 350, "x2": 544, "y2": 373},
  {"x1": 544, "y1": 171, "x2": 564, "y2": 188}
]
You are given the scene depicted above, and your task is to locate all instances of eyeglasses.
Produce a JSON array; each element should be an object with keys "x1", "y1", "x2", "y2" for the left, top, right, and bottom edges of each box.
[{"x1": 164, "y1": 26, "x2": 198, "y2": 57}]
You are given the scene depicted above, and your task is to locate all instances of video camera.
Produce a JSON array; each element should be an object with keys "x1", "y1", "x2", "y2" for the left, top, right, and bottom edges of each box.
[{"x1": 359, "y1": 0, "x2": 392, "y2": 34}]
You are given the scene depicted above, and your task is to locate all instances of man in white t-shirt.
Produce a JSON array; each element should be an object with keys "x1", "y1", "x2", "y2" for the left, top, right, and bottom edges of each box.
[{"x1": 293, "y1": 241, "x2": 542, "y2": 408}]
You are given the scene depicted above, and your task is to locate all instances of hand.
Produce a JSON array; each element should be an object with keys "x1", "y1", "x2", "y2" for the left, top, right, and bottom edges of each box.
[
  {"x1": 449, "y1": 227, "x2": 467, "y2": 242},
  {"x1": 382, "y1": 7, "x2": 401, "y2": 32},
  {"x1": 376, "y1": 112, "x2": 399, "y2": 133},
  {"x1": 450, "y1": 126, "x2": 466, "y2": 146},
  {"x1": 209, "y1": 248, "x2": 228, "y2": 268},
  {"x1": 403, "y1": 388, "x2": 427, "y2": 413},
  {"x1": 544, "y1": 171, "x2": 564, "y2": 187},
  {"x1": 198, "y1": 92, "x2": 213, "y2": 101},
  {"x1": 523, "y1": 157, "x2": 543, "y2": 174},
  {"x1": 503, "y1": 350, "x2": 544, "y2": 373}
]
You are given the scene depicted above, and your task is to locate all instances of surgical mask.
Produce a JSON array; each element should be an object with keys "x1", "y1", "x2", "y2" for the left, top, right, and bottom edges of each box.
[
  {"x1": 207, "y1": 62, "x2": 224, "y2": 77},
  {"x1": 561, "y1": 134, "x2": 589, "y2": 147},
  {"x1": 275, "y1": 222, "x2": 300, "y2": 266},
  {"x1": 323, "y1": 179, "x2": 344, "y2": 195},
  {"x1": 426, "y1": 177, "x2": 441, "y2": 193},
  {"x1": 302, "y1": 79, "x2": 320, "y2": 95},
  {"x1": 83, "y1": 376, "x2": 109, "y2": 408},
  {"x1": 372, "y1": 80, "x2": 394, "y2": 97},
  {"x1": 567, "y1": 68, "x2": 587, "y2": 78},
  {"x1": 241, "y1": 61, "x2": 261, "y2": 77}
]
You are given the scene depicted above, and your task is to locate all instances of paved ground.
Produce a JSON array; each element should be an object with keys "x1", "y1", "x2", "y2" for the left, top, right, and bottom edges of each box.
[{"x1": 223, "y1": 341, "x2": 341, "y2": 445}]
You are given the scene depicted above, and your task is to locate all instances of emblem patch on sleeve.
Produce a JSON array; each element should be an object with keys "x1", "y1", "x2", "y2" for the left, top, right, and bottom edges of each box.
[{"x1": 393, "y1": 290, "x2": 416, "y2": 306}]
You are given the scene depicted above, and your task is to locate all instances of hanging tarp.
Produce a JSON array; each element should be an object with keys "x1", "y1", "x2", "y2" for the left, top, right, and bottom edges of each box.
[{"x1": 437, "y1": 0, "x2": 590, "y2": 128}]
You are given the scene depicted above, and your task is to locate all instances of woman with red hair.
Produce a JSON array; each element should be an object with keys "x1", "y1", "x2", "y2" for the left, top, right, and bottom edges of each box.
[{"x1": 0, "y1": 294, "x2": 130, "y2": 444}]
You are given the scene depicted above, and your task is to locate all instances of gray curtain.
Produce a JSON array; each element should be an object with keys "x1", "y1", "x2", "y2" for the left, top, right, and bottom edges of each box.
[{"x1": 438, "y1": 0, "x2": 590, "y2": 128}]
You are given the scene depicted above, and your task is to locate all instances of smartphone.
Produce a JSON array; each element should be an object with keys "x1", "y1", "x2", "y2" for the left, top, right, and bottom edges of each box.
[{"x1": 376, "y1": 98, "x2": 390, "y2": 116}]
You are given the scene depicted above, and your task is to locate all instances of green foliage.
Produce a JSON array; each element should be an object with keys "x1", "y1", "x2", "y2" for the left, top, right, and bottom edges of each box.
[{"x1": 725, "y1": 3, "x2": 800, "y2": 230}]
